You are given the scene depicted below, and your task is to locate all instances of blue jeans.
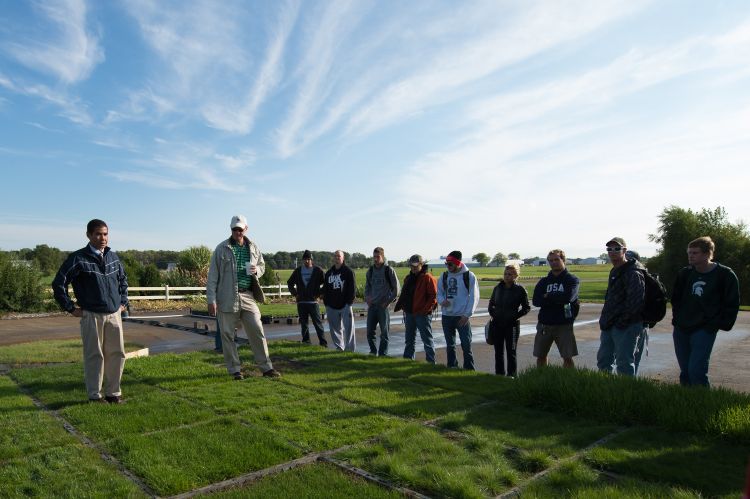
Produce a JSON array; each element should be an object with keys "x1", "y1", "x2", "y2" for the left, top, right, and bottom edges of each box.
[
  {"x1": 634, "y1": 326, "x2": 648, "y2": 375},
  {"x1": 673, "y1": 327, "x2": 717, "y2": 387},
  {"x1": 442, "y1": 316, "x2": 474, "y2": 370},
  {"x1": 597, "y1": 322, "x2": 642, "y2": 376},
  {"x1": 367, "y1": 305, "x2": 390, "y2": 356},
  {"x1": 403, "y1": 313, "x2": 435, "y2": 364}
]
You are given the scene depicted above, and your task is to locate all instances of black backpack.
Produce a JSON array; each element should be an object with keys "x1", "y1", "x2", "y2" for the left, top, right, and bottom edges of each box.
[{"x1": 639, "y1": 269, "x2": 667, "y2": 327}]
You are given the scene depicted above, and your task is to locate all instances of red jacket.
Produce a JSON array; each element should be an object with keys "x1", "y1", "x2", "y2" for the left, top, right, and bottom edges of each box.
[{"x1": 395, "y1": 268, "x2": 437, "y2": 315}]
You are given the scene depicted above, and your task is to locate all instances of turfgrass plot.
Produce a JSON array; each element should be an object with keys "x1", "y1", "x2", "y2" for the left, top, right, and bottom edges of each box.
[{"x1": 3, "y1": 340, "x2": 750, "y2": 497}]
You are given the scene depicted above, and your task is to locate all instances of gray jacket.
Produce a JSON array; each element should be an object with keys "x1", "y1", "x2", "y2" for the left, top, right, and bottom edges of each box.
[{"x1": 206, "y1": 237, "x2": 265, "y2": 313}]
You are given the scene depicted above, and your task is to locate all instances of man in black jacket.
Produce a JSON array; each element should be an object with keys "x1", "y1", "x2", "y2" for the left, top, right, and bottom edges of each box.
[
  {"x1": 287, "y1": 250, "x2": 327, "y2": 346},
  {"x1": 52, "y1": 219, "x2": 128, "y2": 403},
  {"x1": 672, "y1": 236, "x2": 740, "y2": 387}
]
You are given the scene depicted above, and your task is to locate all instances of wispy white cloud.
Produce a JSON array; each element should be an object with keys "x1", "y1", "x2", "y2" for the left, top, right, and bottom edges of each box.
[
  {"x1": 274, "y1": 0, "x2": 369, "y2": 157},
  {"x1": 24, "y1": 121, "x2": 64, "y2": 133},
  {"x1": 3, "y1": 0, "x2": 103, "y2": 84},
  {"x1": 0, "y1": 72, "x2": 93, "y2": 125},
  {"x1": 117, "y1": 0, "x2": 297, "y2": 135}
]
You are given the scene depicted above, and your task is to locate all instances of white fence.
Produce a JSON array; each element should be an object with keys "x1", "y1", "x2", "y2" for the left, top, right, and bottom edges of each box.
[{"x1": 128, "y1": 285, "x2": 291, "y2": 300}]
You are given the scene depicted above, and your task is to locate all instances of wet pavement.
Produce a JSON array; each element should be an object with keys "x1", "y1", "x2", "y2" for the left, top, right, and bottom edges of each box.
[{"x1": 2, "y1": 301, "x2": 748, "y2": 392}]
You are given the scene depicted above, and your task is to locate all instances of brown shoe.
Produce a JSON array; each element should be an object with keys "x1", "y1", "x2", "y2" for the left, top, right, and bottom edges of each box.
[
  {"x1": 262, "y1": 369, "x2": 281, "y2": 378},
  {"x1": 105, "y1": 395, "x2": 124, "y2": 404}
]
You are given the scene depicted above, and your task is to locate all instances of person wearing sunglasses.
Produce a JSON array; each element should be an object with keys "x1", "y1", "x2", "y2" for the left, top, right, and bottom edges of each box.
[
  {"x1": 437, "y1": 250, "x2": 480, "y2": 369},
  {"x1": 597, "y1": 237, "x2": 646, "y2": 376},
  {"x1": 207, "y1": 215, "x2": 280, "y2": 380}
]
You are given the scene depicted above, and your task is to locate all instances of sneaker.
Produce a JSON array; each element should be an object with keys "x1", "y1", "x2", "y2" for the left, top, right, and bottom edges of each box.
[
  {"x1": 233, "y1": 372, "x2": 244, "y2": 381},
  {"x1": 262, "y1": 369, "x2": 281, "y2": 378},
  {"x1": 104, "y1": 395, "x2": 123, "y2": 404}
]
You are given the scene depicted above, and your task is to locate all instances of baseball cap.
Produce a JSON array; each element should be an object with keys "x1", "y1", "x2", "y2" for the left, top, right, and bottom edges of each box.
[
  {"x1": 408, "y1": 254, "x2": 423, "y2": 266},
  {"x1": 230, "y1": 215, "x2": 247, "y2": 229},
  {"x1": 606, "y1": 237, "x2": 626, "y2": 247}
]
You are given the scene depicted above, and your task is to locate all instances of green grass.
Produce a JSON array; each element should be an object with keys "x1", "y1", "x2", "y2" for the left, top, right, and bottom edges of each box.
[
  {"x1": 523, "y1": 460, "x2": 700, "y2": 498},
  {"x1": 208, "y1": 462, "x2": 404, "y2": 498},
  {"x1": 0, "y1": 339, "x2": 144, "y2": 364},
  {"x1": 586, "y1": 427, "x2": 750, "y2": 497},
  {"x1": 510, "y1": 366, "x2": 750, "y2": 442},
  {"x1": 3, "y1": 340, "x2": 750, "y2": 497}
]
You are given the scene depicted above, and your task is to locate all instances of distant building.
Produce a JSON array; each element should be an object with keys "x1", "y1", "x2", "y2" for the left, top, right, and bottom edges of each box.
[
  {"x1": 166, "y1": 262, "x2": 178, "y2": 272},
  {"x1": 578, "y1": 257, "x2": 606, "y2": 265}
]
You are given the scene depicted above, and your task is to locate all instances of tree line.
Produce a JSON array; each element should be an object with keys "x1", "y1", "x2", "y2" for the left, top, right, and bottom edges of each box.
[{"x1": 1, "y1": 205, "x2": 748, "y2": 313}]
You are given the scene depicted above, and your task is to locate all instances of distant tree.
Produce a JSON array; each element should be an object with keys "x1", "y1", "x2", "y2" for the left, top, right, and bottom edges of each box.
[
  {"x1": 523, "y1": 257, "x2": 541, "y2": 265},
  {"x1": 491, "y1": 252, "x2": 507, "y2": 265},
  {"x1": 508, "y1": 252, "x2": 521, "y2": 260},
  {"x1": 120, "y1": 254, "x2": 143, "y2": 287},
  {"x1": 648, "y1": 206, "x2": 750, "y2": 304},
  {"x1": 599, "y1": 253, "x2": 609, "y2": 260},
  {"x1": 0, "y1": 253, "x2": 46, "y2": 313},
  {"x1": 31, "y1": 244, "x2": 66, "y2": 275},
  {"x1": 472, "y1": 252, "x2": 490, "y2": 267},
  {"x1": 178, "y1": 246, "x2": 211, "y2": 273},
  {"x1": 140, "y1": 264, "x2": 162, "y2": 287}
]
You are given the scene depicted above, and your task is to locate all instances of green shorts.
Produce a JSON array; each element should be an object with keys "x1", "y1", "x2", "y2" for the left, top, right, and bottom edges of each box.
[{"x1": 533, "y1": 322, "x2": 578, "y2": 359}]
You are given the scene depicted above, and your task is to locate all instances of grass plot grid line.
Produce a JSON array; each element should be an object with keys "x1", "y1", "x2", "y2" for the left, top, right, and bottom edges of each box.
[
  {"x1": 321, "y1": 456, "x2": 433, "y2": 499},
  {"x1": 167, "y1": 444, "x2": 362, "y2": 498},
  {"x1": 11, "y1": 380, "x2": 158, "y2": 498},
  {"x1": 495, "y1": 426, "x2": 631, "y2": 499}
]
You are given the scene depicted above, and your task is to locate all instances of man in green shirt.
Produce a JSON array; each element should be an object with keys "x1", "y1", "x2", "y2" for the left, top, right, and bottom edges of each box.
[
  {"x1": 671, "y1": 236, "x2": 740, "y2": 387},
  {"x1": 207, "y1": 215, "x2": 280, "y2": 380}
]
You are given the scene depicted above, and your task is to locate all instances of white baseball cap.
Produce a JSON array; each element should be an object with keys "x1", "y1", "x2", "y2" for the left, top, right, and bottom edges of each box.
[{"x1": 230, "y1": 215, "x2": 247, "y2": 229}]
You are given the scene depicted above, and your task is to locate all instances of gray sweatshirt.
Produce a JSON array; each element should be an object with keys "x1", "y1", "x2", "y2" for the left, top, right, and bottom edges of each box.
[{"x1": 365, "y1": 264, "x2": 399, "y2": 307}]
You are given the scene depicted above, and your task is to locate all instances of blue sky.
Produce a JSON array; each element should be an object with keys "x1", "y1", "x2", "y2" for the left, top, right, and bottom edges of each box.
[{"x1": 1, "y1": 0, "x2": 749, "y2": 261}]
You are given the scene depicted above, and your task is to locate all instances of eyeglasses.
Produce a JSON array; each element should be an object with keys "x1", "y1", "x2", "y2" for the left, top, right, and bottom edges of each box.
[
  {"x1": 445, "y1": 262, "x2": 455, "y2": 267},
  {"x1": 231, "y1": 227, "x2": 244, "y2": 232},
  {"x1": 606, "y1": 246, "x2": 623, "y2": 252}
]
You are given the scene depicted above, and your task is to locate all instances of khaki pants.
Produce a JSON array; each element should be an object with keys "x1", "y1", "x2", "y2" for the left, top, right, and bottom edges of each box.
[
  {"x1": 218, "y1": 293, "x2": 273, "y2": 374},
  {"x1": 80, "y1": 310, "x2": 125, "y2": 399}
]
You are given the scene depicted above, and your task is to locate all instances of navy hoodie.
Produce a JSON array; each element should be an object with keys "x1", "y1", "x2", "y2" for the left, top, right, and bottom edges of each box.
[{"x1": 532, "y1": 269, "x2": 580, "y2": 325}]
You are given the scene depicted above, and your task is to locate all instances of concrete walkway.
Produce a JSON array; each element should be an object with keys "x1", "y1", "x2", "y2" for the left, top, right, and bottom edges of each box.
[{"x1": 2, "y1": 303, "x2": 749, "y2": 393}]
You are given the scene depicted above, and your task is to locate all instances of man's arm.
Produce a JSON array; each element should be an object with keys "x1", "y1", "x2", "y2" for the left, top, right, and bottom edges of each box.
[
  {"x1": 286, "y1": 269, "x2": 298, "y2": 296},
  {"x1": 206, "y1": 248, "x2": 219, "y2": 316},
  {"x1": 622, "y1": 270, "x2": 645, "y2": 326},
  {"x1": 717, "y1": 267, "x2": 740, "y2": 331},
  {"x1": 437, "y1": 272, "x2": 448, "y2": 306},
  {"x1": 254, "y1": 244, "x2": 266, "y2": 278},
  {"x1": 117, "y1": 255, "x2": 129, "y2": 310},
  {"x1": 531, "y1": 279, "x2": 545, "y2": 308},
  {"x1": 364, "y1": 268, "x2": 372, "y2": 304},
  {"x1": 52, "y1": 254, "x2": 78, "y2": 313},
  {"x1": 388, "y1": 267, "x2": 400, "y2": 303},
  {"x1": 345, "y1": 267, "x2": 356, "y2": 305}
]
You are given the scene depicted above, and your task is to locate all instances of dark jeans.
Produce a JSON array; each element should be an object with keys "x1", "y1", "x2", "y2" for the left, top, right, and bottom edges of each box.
[
  {"x1": 442, "y1": 315, "x2": 474, "y2": 370},
  {"x1": 493, "y1": 324, "x2": 519, "y2": 376},
  {"x1": 673, "y1": 327, "x2": 717, "y2": 387},
  {"x1": 367, "y1": 305, "x2": 390, "y2": 356},
  {"x1": 403, "y1": 312, "x2": 435, "y2": 364},
  {"x1": 298, "y1": 303, "x2": 327, "y2": 345}
]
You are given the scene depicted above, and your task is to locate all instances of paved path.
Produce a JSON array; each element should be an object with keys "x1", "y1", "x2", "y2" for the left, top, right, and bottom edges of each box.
[{"x1": 2, "y1": 302, "x2": 749, "y2": 392}]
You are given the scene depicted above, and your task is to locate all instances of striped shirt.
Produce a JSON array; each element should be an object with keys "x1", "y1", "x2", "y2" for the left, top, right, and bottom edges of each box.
[{"x1": 230, "y1": 240, "x2": 253, "y2": 290}]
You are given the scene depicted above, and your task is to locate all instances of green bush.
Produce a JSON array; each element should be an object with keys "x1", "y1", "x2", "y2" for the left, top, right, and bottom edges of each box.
[{"x1": 0, "y1": 254, "x2": 47, "y2": 313}]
